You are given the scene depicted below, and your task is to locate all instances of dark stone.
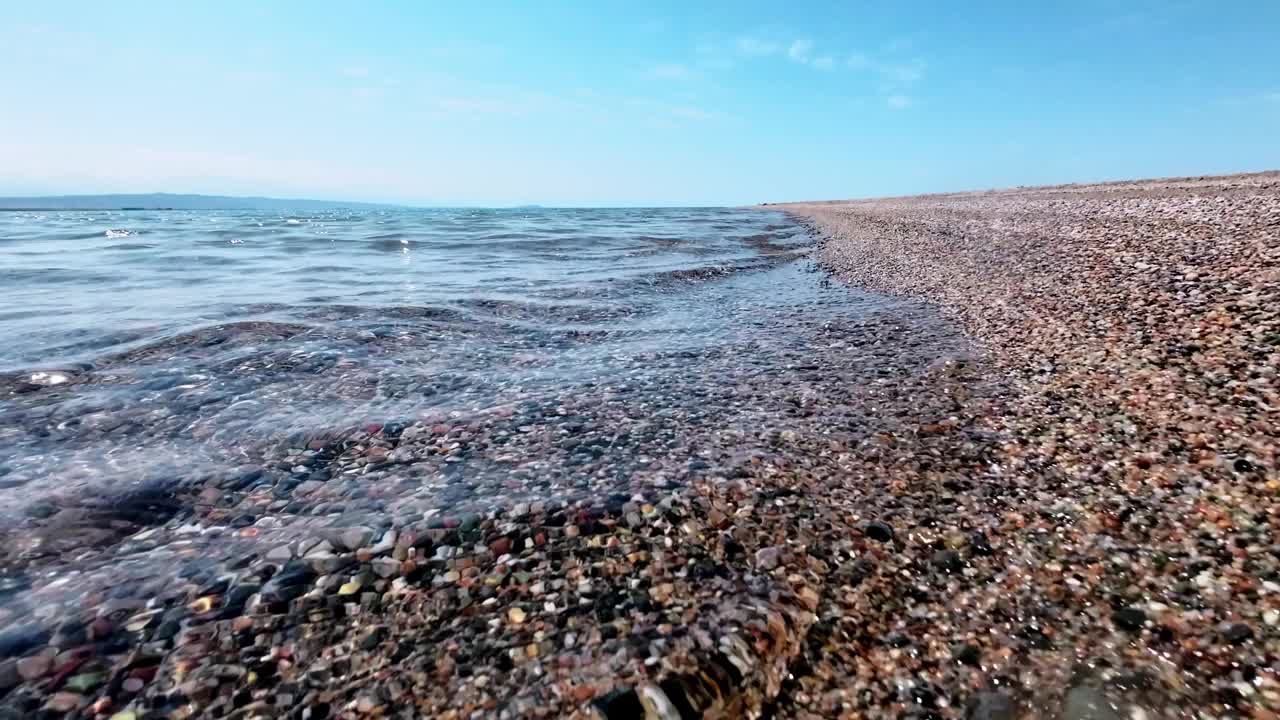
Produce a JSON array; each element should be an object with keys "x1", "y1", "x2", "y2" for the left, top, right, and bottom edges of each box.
[
  {"x1": 1224, "y1": 623, "x2": 1254, "y2": 644},
  {"x1": 721, "y1": 535, "x2": 744, "y2": 559},
  {"x1": 849, "y1": 558, "x2": 876, "y2": 584},
  {"x1": 0, "y1": 575, "x2": 31, "y2": 600},
  {"x1": 0, "y1": 625, "x2": 49, "y2": 658},
  {"x1": 966, "y1": 690, "x2": 1016, "y2": 720},
  {"x1": 261, "y1": 561, "x2": 316, "y2": 604},
  {"x1": 224, "y1": 583, "x2": 260, "y2": 612},
  {"x1": 1112, "y1": 607, "x2": 1146, "y2": 632},
  {"x1": 970, "y1": 532, "x2": 994, "y2": 556},
  {"x1": 23, "y1": 502, "x2": 58, "y2": 520},
  {"x1": 1062, "y1": 685, "x2": 1122, "y2": 720},
  {"x1": 594, "y1": 687, "x2": 644, "y2": 720},
  {"x1": 199, "y1": 578, "x2": 231, "y2": 596},
  {"x1": 864, "y1": 521, "x2": 894, "y2": 543},
  {"x1": 155, "y1": 620, "x2": 181, "y2": 642},
  {"x1": 659, "y1": 676, "x2": 701, "y2": 720},
  {"x1": 932, "y1": 550, "x2": 963, "y2": 574},
  {"x1": 952, "y1": 643, "x2": 982, "y2": 666}
]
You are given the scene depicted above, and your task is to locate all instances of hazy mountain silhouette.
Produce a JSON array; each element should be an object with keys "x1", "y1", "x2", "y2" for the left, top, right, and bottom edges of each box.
[{"x1": 0, "y1": 193, "x2": 406, "y2": 211}]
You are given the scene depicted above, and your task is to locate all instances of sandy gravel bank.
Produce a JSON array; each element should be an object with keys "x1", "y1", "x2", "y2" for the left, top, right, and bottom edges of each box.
[{"x1": 775, "y1": 172, "x2": 1280, "y2": 718}]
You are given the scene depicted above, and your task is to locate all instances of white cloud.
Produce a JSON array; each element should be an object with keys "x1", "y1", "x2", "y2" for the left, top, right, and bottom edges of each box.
[
  {"x1": 812, "y1": 55, "x2": 835, "y2": 71},
  {"x1": 787, "y1": 39, "x2": 813, "y2": 63},
  {"x1": 626, "y1": 98, "x2": 722, "y2": 125},
  {"x1": 886, "y1": 94, "x2": 911, "y2": 109},
  {"x1": 882, "y1": 61, "x2": 925, "y2": 85}
]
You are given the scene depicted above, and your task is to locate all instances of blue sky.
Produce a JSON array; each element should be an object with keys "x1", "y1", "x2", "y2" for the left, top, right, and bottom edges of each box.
[{"x1": 2, "y1": 1, "x2": 1277, "y2": 206}]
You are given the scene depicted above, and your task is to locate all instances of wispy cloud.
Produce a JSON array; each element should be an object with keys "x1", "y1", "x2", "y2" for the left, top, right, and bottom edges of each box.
[
  {"x1": 626, "y1": 97, "x2": 725, "y2": 126},
  {"x1": 340, "y1": 66, "x2": 370, "y2": 79},
  {"x1": 787, "y1": 39, "x2": 813, "y2": 63},
  {"x1": 881, "y1": 60, "x2": 925, "y2": 86},
  {"x1": 669, "y1": 31, "x2": 927, "y2": 107}
]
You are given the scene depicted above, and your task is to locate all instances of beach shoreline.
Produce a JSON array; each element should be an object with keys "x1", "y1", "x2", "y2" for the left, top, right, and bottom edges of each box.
[
  {"x1": 772, "y1": 171, "x2": 1280, "y2": 717},
  {"x1": 0, "y1": 174, "x2": 1275, "y2": 719}
]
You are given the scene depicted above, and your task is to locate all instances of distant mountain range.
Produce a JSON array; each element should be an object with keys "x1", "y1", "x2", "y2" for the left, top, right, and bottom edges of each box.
[{"x1": 0, "y1": 193, "x2": 406, "y2": 211}]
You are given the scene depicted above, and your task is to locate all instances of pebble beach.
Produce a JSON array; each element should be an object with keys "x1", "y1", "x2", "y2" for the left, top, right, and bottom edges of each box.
[
  {"x1": 0, "y1": 174, "x2": 1276, "y2": 720},
  {"x1": 776, "y1": 172, "x2": 1280, "y2": 718}
]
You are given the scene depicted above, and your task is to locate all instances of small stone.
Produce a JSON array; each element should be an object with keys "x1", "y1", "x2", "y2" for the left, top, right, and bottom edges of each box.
[
  {"x1": 48, "y1": 692, "x2": 84, "y2": 712},
  {"x1": 16, "y1": 654, "x2": 51, "y2": 680},
  {"x1": 508, "y1": 607, "x2": 527, "y2": 625},
  {"x1": 967, "y1": 690, "x2": 1016, "y2": 720},
  {"x1": 0, "y1": 624, "x2": 49, "y2": 658},
  {"x1": 755, "y1": 546, "x2": 782, "y2": 570},
  {"x1": 1113, "y1": 607, "x2": 1147, "y2": 632},
  {"x1": 265, "y1": 545, "x2": 293, "y2": 562},
  {"x1": 124, "y1": 611, "x2": 159, "y2": 633},
  {"x1": 865, "y1": 521, "x2": 894, "y2": 543},
  {"x1": 489, "y1": 537, "x2": 513, "y2": 556},
  {"x1": 932, "y1": 549, "x2": 963, "y2": 573},
  {"x1": 188, "y1": 596, "x2": 218, "y2": 614},
  {"x1": 952, "y1": 643, "x2": 982, "y2": 666},
  {"x1": 111, "y1": 712, "x2": 138, "y2": 720},
  {"x1": 338, "y1": 580, "x2": 363, "y2": 596},
  {"x1": 1062, "y1": 685, "x2": 1122, "y2": 720},
  {"x1": 338, "y1": 526, "x2": 375, "y2": 551},
  {"x1": 970, "y1": 532, "x2": 994, "y2": 556},
  {"x1": 1224, "y1": 623, "x2": 1254, "y2": 644},
  {"x1": 305, "y1": 550, "x2": 345, "y2": 574},
  {"x1": 64, "y1": 672, "x2": 105, "y2": 692},
  {"x1": 372, "y1": 557, "x2": 400, "y2": 578}
]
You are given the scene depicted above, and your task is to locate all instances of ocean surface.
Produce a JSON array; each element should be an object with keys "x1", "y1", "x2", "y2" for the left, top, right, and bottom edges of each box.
[{"x1": 0, "y1": 207, "x2": 969, "y2": 609}]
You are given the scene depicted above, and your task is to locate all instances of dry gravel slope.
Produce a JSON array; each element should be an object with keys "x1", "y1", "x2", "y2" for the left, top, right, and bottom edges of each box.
[{"x1": 773, "y1": 172, "x2": 1280, "y2": 718}]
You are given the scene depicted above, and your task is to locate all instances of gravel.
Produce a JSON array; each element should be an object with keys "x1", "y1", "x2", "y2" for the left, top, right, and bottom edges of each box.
[
  {"x1": 774, "y1": 171, "x2": 1280, "y2": 718},
  {"x1": 1, "y1": 172, "x2": 1274, "y2": 718}
]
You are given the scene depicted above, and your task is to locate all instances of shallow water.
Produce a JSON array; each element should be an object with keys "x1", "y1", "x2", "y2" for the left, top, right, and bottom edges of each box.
[{"x1": 0, "y1": 207, "x2": 972, "y2": 612}]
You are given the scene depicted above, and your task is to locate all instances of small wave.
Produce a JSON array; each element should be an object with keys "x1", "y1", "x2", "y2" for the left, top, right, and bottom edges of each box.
[
  {"x1": 368, "y1": 238, "x2": 413, "y2": 251},
  {"x1": 103, "y1": 243, "x2": 157, "y2": 251},
  {"x1": 104, "y1": 229, "x2": 135, "y2": 238}
]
